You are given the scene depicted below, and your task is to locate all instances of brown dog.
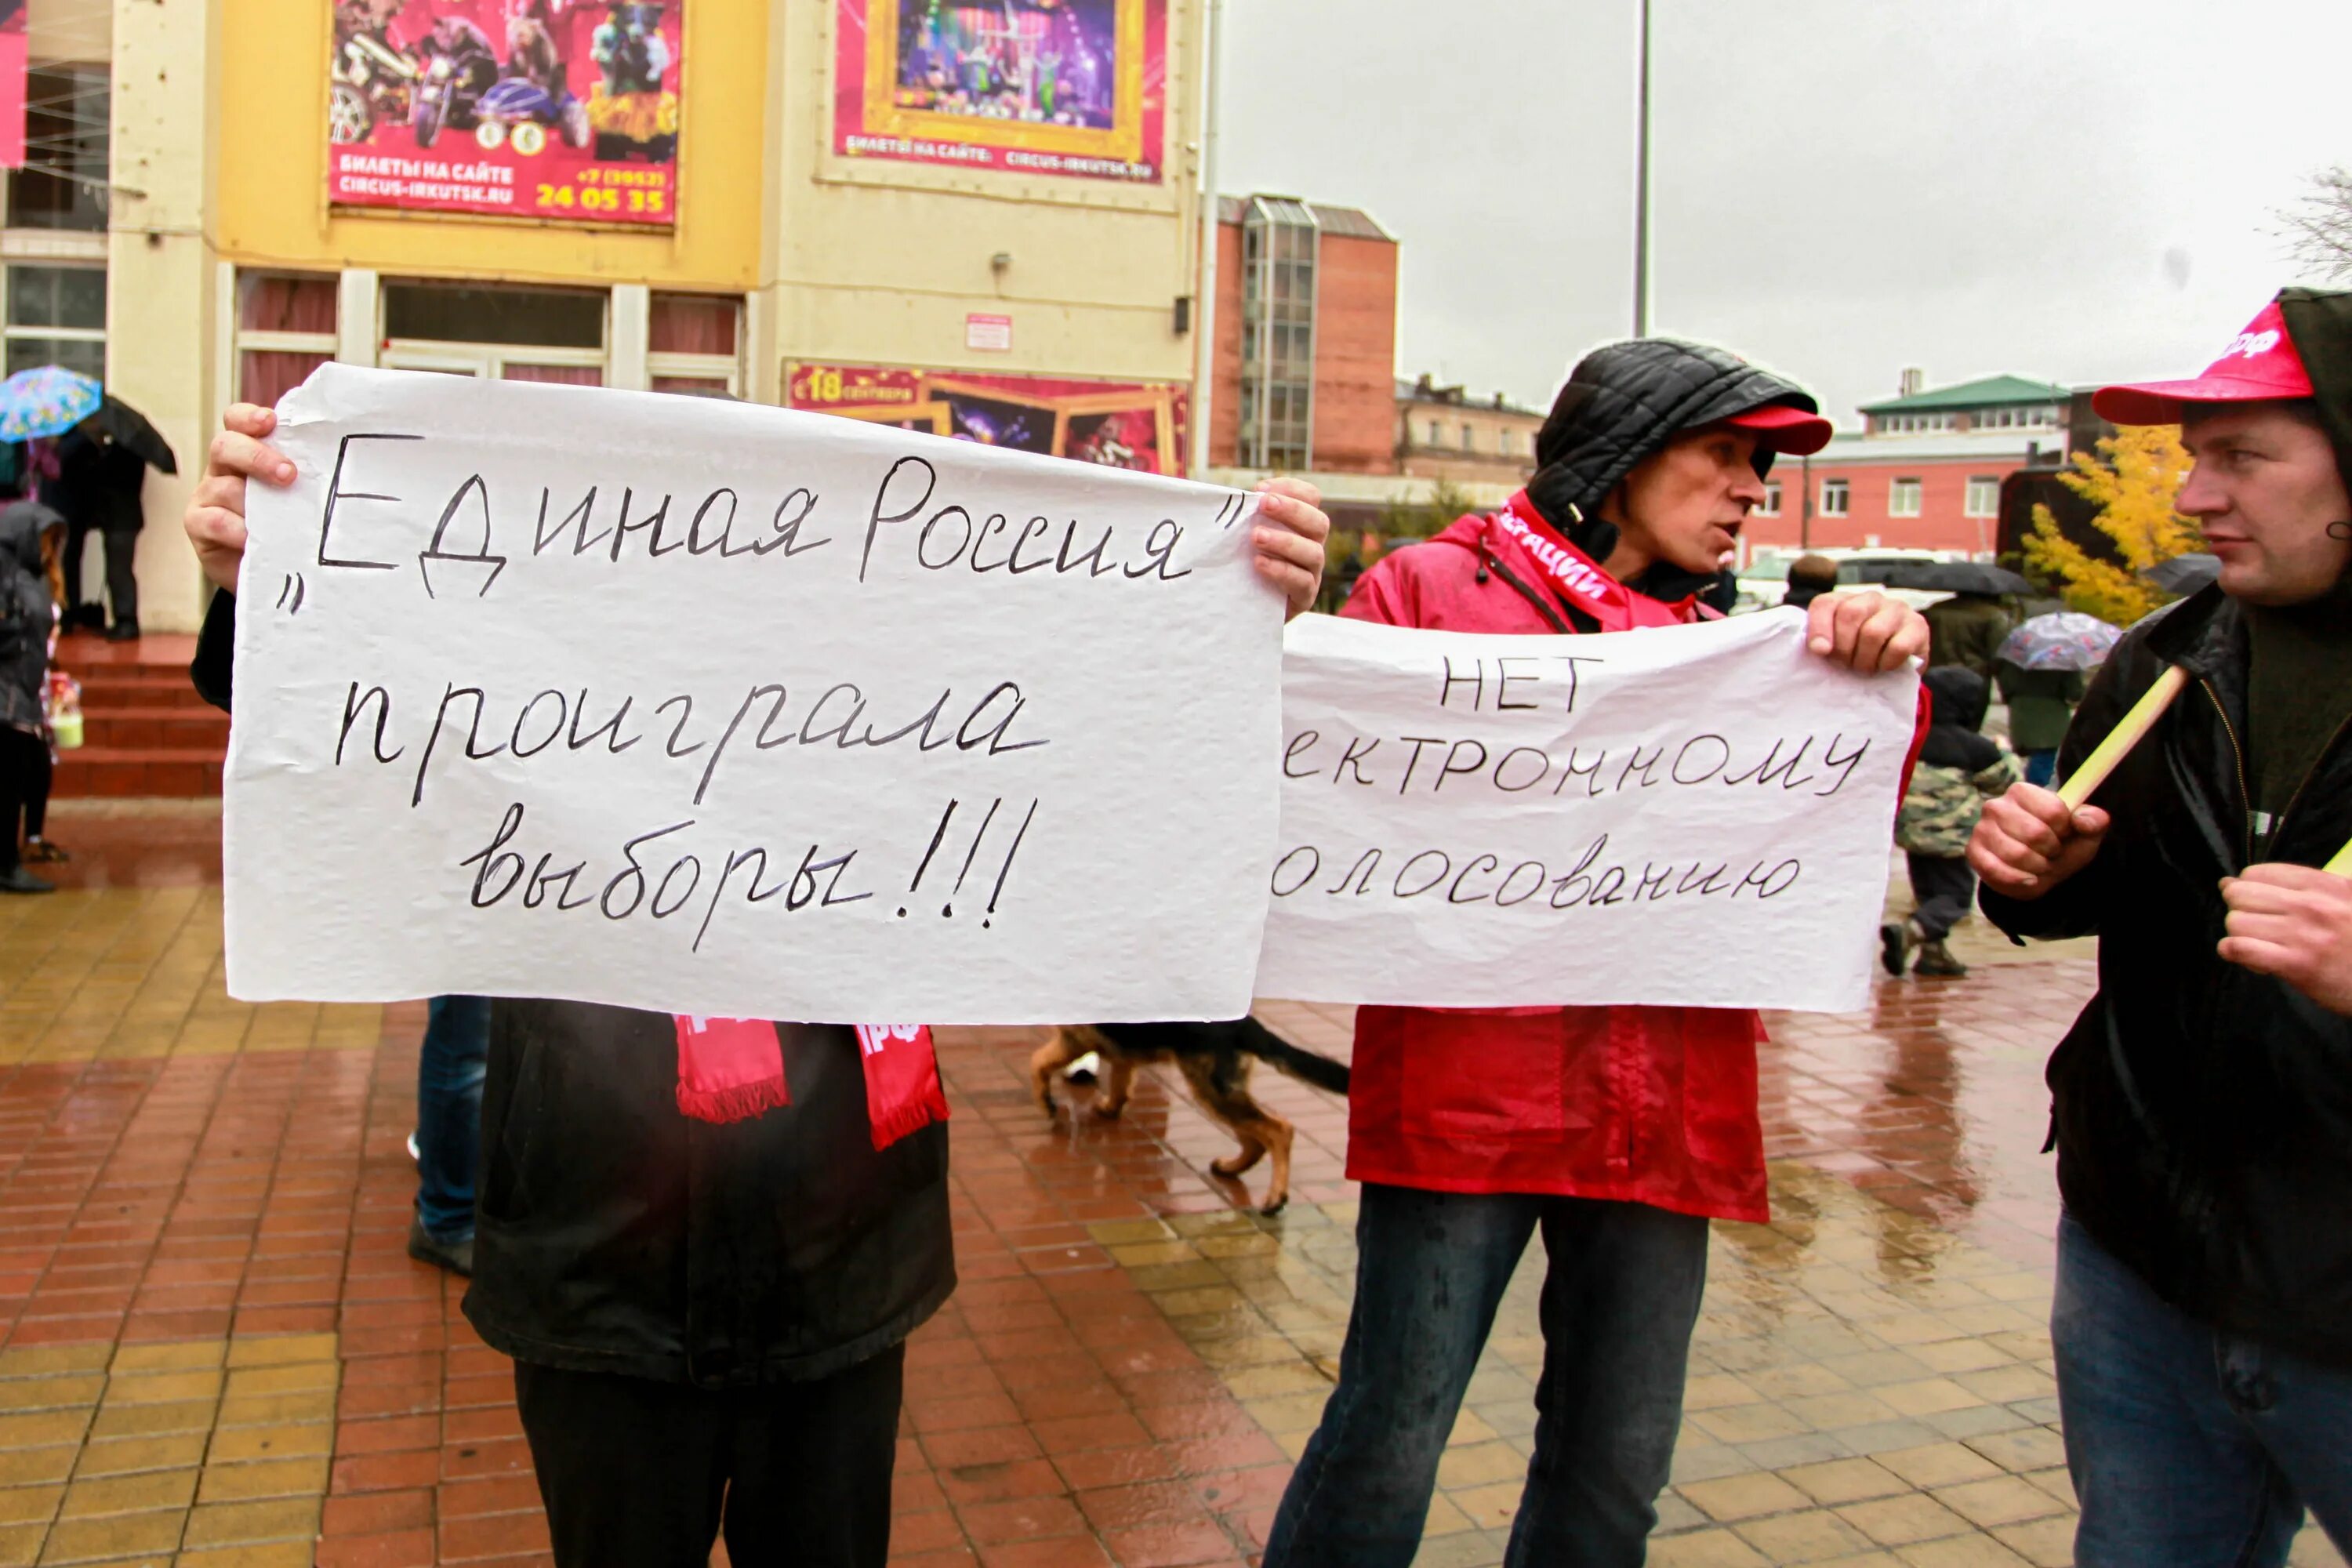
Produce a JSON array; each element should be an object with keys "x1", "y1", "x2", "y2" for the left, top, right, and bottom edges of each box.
[{"x1": 1030, "y1": 1018, "x2": 1349, "y2": 1214}]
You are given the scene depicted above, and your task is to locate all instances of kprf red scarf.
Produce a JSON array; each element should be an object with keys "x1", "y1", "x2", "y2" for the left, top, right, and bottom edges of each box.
[
  {"x1": 671, "y1": 1016, "x2": 949, "y2": 1149},
  {"x1": 1491, "y1": 492, "x2": 1704, "y2": 631}
]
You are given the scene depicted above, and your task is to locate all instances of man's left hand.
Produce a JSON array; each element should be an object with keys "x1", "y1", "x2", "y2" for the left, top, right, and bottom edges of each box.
[
  {"x1": 1251, "y1": 477, "x2": 1331, "y2": 621},
  {"x1": 1805, "y1": 590, "x2": 1929, "y2": 673},
  {"x1": 2220, "y1": 863, "x2": 2352, "y2": 1015}
]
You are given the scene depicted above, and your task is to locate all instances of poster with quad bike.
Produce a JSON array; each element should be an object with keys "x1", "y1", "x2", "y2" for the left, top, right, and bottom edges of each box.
[{"x1": 328, "y1": 1, "x2": 681, "y2": 227}]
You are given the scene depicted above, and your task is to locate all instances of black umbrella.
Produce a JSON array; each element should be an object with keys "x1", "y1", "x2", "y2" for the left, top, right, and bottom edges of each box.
[
  {"x1": 2145, "y1": 553, "x2": 2220, "y2": 595},
  {"x1": 89, "y1": 394, "x2": 178, "y2": 475},
  {"x1": 1879, "y1": 559, "x2": 2034, "y2": 596}
]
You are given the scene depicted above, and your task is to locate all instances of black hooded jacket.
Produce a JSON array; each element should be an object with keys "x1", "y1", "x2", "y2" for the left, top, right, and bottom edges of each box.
[
  {"x1": 1982, "y1": 286, "x2": 2352, "y2": 1367},
  {"x1": 192, "y1": 594, "x2": 955, "y2": 1385},
  {"x1": 0, "y1": 503, "x2": 55, "y2": 732},
  {"x1": 1918, "y1": 667, "x2": 1999, "y2": 774},
  {"x1": 1526, "y1": 336, "x2": 1820, "y2": 607}
]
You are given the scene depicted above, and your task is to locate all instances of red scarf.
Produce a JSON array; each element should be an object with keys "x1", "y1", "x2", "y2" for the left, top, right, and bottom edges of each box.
[
  {"x1": 1491, "y1": 492, "x2": 1701, "y2": 632},
  {"x1": 671, "y1": 1016, "x2": 949, "y2": 1149}
]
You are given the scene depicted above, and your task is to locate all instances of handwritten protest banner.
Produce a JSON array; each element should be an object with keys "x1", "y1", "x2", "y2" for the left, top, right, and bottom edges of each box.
[
  {"x1": 226, "y1": 366, "x2": 1282, "y2": 1022},
  {"x1": 1254, "y1": 612, "x2": 1921, "y2": 1012}
]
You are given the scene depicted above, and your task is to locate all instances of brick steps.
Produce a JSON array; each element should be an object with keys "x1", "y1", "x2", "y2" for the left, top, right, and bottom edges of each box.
[
  {"x1": 53, "y1": 746, "x2": 223, "y2": 798},
  {"x1": 53, "y1": 633, "x2": 223, "y2": 799},
  {"x1": 81, "y1": 706, "x2": 230, "y2": 751}
]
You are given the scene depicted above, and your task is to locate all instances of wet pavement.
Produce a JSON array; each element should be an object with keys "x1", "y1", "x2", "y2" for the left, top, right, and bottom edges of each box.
[{"x1": 0, "y1": 804, "x2": 2342, "y2": 1566}]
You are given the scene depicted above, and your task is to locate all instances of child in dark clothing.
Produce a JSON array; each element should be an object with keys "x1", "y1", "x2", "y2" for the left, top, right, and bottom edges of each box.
[{"x1": 1884, "y1": 666, "x2": 2020, "y2": 977}]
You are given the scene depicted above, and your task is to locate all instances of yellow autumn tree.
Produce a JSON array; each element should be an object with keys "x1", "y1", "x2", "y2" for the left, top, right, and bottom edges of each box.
[{"x1": 2023, "y1": 424, "x2": 2201, "y2": 626}]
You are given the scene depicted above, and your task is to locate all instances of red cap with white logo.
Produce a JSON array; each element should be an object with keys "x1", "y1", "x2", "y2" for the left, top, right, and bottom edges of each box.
[{"x1": 2093, "y1": 299, "x2": 2316, "y2": 425}]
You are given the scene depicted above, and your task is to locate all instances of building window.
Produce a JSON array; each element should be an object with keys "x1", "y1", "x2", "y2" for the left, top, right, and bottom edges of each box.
[
  {"x1": 1889, "y1": 477, "x2": 1922, "y2": 517},
  {"x1": 1497, "y1": 427, "x2": 1516, "y2": 457},
  {"x1": 5, "y1": 64, "x2": 110, "y2": 233},
  {"x1": 1239, "y1": 197, "x2": 1317, "y2": 470},
  {"x1": 649, "y1": 293, "x2": 743, "y2": 397},
  {"x1": 1460, "y1": 423, "x2": 1475, "y2": 452},
  {"x1": 1965, "y1": 476, "x2": 2000, "y2": 517},
  {"x1": 381, "y1": 280, "x2": 607, "y2": 383},
  {"x1": 1820, "y1": 478, "x2": 1850, "y2": 517},
  {"x1": 4, "y1": 264, "x2": 105, "y2": 378},
  {"x1": 1425, "y1": 419, "x2": 1441, "y2": 446},
  {"x1": 1760, "y1": 481, "x2": 1782, "y2": 517},
  {"x1": 235, "y1": 272, "x2": 338, "y2": 407}
]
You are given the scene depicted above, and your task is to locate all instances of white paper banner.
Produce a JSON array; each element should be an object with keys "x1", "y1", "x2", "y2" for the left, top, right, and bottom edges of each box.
[
  {"x1": 225, "y1": 366, "x2": 1282, "y2": 1023},
  {"x1": 1254, "y1": 612, "x2": 1920, "y2": 1012}
]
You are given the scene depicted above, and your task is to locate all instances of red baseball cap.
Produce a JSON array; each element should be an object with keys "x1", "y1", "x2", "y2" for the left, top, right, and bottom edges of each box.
[
  {"x1": 1722, "y1": 401, "x2": 1833, "y2": 456},
  {"x1": 2092, "y1": 299, "x2": 2316, "y2": 425}
]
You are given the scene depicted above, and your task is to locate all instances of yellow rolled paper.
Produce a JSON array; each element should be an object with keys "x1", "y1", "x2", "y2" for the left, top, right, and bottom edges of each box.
[
  {"x1": 2057, "y1": 665, "x2": 2190, "y2": 813},
  {"x1": 2327, "y1": 837, "x2": 2352, "y2": 877}
]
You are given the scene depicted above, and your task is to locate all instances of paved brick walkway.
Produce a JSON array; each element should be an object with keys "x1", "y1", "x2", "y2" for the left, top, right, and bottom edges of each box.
[{"x1": 0, "y1": 805, "x2": 2343, "y2": 1566}]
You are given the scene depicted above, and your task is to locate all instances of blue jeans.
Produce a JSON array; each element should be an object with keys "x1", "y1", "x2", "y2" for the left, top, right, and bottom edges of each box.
[
  {"x1": 2055, "y1": 1213, "x2": 2352, "y2": 1566},
  {"x1": 2024, "y1": 749, "x2": 2058, "y2": 789},
  {"x1": 1265, "y1": 1185, "x2": 1709, "y2": 1568},
  {"x1": 416, "y1": 995, "x2": 491, "y2": 1243}
]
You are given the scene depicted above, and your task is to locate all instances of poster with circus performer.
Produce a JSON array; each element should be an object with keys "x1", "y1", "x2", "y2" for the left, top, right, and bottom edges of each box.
[
  {"x1": 832, "y1": 0, "x2": 1165, "y2": 184},
  {"x1": 788, "y1": 364, "x2": 1187, "y2": 477}
]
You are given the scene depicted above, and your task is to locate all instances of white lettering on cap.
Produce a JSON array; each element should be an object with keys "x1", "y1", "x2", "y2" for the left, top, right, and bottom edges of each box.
[{"x1": 2224, "y1": 329, "x2": 2281, "y2": 361}]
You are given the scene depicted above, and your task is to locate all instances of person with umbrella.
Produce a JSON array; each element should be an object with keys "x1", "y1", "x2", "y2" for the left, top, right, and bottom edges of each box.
[
  {"x1": 1910, "y1": 561, "x2": 2030, "y2": 678},
  {"x1": 1969, "y1": 289, "x2": 2352, "y2": 1565},
  {"x1": 1994, "y1": 610, "x2": 2118, "y2": 788},
  {"x1": 0, "y1": 367, "x2": 176, "y2": 642}
]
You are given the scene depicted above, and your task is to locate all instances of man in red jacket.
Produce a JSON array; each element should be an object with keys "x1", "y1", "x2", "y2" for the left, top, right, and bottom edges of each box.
[{"x1": 1265, "y1": 337, "x2": 1928, "y2": 1567}]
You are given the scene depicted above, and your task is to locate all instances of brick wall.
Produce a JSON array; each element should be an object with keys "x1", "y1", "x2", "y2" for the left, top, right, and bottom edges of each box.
[
  {"x1": 1743, "y1": 454, "x2": 2032, "y2": 555},
  {"x1": 1209, "y1": 218, "x2": 1397, "y2": 473}
]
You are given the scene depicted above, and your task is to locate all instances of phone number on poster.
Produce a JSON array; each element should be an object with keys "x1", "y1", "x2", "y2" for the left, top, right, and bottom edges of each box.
[{"x1": 535, "y1": 176, "x2": 670, "y2": 217}]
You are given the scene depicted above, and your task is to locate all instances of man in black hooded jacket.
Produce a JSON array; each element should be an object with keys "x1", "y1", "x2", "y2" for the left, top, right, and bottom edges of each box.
[
  {"x1": 1971, "y1": 288, "x2": 2352, "y2": 1565},
  {"x1": 181, "y1": 399, "x2": 1333, "y2": 1568}
]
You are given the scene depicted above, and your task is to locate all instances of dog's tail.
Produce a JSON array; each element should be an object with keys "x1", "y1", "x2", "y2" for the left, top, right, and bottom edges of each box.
[{"x1": 1233, "y1": 1017, "x2": 1351, "y2": 1095}]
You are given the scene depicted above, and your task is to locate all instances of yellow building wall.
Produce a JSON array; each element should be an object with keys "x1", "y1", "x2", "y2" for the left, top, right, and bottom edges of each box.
[
  {"x1": 764, "y1": 0, "x2": 1206, "y2": 390},
  {"x1": 212, "y1": 0, "x2": 769, "y2": 289}
]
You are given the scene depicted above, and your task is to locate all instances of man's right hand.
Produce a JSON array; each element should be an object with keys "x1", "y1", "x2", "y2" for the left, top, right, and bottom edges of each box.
[
  {"x1": 187, "y1": 404, "x2": 298, "y2": 593},
  {"x1": 1968, "y1": 782, "x2": 2111, "y2": 900}
]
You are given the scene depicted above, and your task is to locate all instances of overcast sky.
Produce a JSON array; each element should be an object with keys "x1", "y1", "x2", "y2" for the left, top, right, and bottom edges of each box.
[{"x1": 1216, "y1": 0, "x2": 2352, "y2": 429}]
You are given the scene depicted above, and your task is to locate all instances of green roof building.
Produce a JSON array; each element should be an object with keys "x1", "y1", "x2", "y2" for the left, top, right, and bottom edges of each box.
[{"x1": 1857, "y1": 372, "x2": 2072, "y2": 437}]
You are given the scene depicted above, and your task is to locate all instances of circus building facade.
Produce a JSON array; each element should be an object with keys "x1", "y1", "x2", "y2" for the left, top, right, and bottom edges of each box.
[{"x1": 82, "y1": 0, "x2": 1210, "y2": 632}]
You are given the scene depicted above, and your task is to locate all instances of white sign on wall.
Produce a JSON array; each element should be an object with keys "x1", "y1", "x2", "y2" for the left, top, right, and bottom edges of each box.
[
  {"x1": 225, "y1": 366, "x2": 1283, "y2": 1023},
  {"x1": 1254, "y1": 612, "x2": 1920, "y2": 1013}
]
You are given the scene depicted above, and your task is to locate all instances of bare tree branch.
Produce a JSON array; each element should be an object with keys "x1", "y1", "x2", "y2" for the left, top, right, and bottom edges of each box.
[{"x1": 2281, "y1": 167, "x2": 2352, "y2": 282}]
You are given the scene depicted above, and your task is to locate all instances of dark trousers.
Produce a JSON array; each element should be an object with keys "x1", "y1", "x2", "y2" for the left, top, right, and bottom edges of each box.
[
  {"x1": 415, "y1": 995, "x2": 489, "y2": 1243},
  {"x1": 65, "y1": 524, "x2": 137, "y2": 630},
  {"x1": 512, "y1": 1344, "x2": 906, "y2": 1568},
  {"x1": 22, "y1": 736, "x2": 45, "y2": 840},
  {"x1": 1265, "y1": 1185, "x2": 1709, "y2": 1567},
  {"x1": 0, "y1": 727, "x2": 45, "y2": 873},
  {"x1": 1907, "y1": 852, "x2": 1977, "y2": 941}
]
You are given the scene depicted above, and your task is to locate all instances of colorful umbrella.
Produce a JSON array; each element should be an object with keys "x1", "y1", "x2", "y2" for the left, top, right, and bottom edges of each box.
[
  {"x1": 1998, "y1": 611, "x2": 2123, "y2": 673},
  {"x1": 0, "y1": 366, "x2": 101, "y2": 443}
]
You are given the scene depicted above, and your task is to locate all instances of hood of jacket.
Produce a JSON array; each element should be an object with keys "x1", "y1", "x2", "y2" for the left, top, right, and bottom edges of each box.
[
  {"x1": 1918, "y1": 665, "x2": 1998, "y2": 772},
  {"x1": 0, "y1": 500, "x2": 53, "y2": 576},
  {"x1": 2278, "y1": 286, "x2": 2352, "y2": 499},
  {"x1": 1523, "y1": 337, "x2": 1820, "y2": 601}
]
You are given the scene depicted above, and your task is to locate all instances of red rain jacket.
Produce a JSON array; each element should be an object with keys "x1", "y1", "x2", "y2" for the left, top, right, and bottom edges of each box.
[{"x1": 1338, "y1": 505, "x2": 1770, "y2": 1222}]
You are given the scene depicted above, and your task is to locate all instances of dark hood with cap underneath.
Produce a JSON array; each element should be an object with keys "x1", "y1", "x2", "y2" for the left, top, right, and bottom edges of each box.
[
  {"x1": 2278, "y1": 286, "x2": 2352, "y2": 497},
  {"x1": 1524, "y1": 336, "x2": 1821, "y2": 604},
  {"x1": 0, "y1": 499, "x2": 52, "y2": 578}
]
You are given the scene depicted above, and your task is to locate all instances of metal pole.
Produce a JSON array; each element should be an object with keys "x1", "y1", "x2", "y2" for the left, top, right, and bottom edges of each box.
[
  {"x1": 1801, "y1": 451, "x2": 1813, "y2": 550},
  {"x1": 1631, "y1": 0, "x2": 1651, "y2": 338},
  {"x1": 1189, "y1": 0, "x2": 1225, "y2": 478}
]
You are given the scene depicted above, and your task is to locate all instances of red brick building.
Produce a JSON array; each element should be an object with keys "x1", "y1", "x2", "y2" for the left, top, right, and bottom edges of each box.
[
  {"x1": 1740, "y1": 373, "x2": 2074, "y2": 558},
  {"x1": 1208, "y1": 195, "x2": 1398, "y2": 474}
]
